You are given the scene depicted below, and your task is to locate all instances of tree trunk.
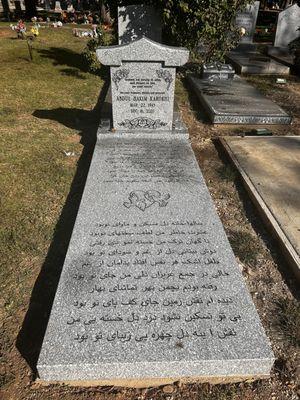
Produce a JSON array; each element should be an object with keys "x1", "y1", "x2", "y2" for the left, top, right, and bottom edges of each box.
[
  {"x1": 24, "y1": 0, "x2": 37, "y2": 19},
  {"x1": 1, "y1": 0, "x2": 10, "y2": 20}
]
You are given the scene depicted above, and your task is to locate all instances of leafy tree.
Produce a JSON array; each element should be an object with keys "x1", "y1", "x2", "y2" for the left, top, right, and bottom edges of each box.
[
  {"x1": 106, "y1": 0, "x2": 254, "y2": 62},
  {"x1": 1, "y1": 0, "x2": 11, "y2": 20},
  {"x1": 158, "y1": 0, "x2": 254, "y2": 62}
]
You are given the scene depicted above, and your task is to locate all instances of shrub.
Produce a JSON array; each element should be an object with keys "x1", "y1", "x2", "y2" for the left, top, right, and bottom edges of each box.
[
  {"x1": 82, "y1": 26, "x2": 115, "y2": 73},
  {"x1": 159, "y1": 0, "x2": 254, "y2": 62}
]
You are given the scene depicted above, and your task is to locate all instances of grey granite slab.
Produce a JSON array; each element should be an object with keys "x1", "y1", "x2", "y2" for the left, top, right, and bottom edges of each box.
[
  {"x1": 96, "y1": 37, "x2": 189, "y2": 67},
  {"x1": 37, "y1": 124, "x2": 274, "y2": 382},
  {"x1": 96, "y1": 38, "x2": 189, "y2": 132},
  {"x1": 188, "y1": 75, "x2": 292, "y2": 125},
  {"x1": 235, "y1": 1, "x2": 260, "y2": 44},
  {"x1": 118, "y1": 5, "x2": 162, "y2": 45},
  {"x1": 98, "y1": 84, "x2": 189, "y2": 137},
  {"x1": 274, "y1": 4, "x2": 300, "y2": 48},
  {"x1": 109, "y1": 62, "x2": 176, "y2": 132},
  {"x1": 226, "y1": 51, "x2": 290, "y2": 75}
]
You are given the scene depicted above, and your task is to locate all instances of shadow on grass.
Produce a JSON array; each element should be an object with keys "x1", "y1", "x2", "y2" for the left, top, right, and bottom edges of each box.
[
  {"x1": 37, "y1": 46, "x2": 109, "y2": 79},
  {"x1": 60, "y1": 67, "x2": 87, "y2": 79},
  {"x1": 16, "y1": 80, "x2": 110, "y2": 374},
  {"x1": 182, "y1": 75, "x2": 211, "y2": 125}
]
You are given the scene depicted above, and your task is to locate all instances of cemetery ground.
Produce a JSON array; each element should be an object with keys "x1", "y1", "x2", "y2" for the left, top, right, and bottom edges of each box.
[{"x1": 0, "y1": 23, "x2": 299, "y2": 400}]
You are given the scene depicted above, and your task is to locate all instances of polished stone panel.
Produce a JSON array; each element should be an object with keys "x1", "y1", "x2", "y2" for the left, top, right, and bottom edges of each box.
[{"x1": 97, "y1": 38, "x2": 189, "y2": 132}]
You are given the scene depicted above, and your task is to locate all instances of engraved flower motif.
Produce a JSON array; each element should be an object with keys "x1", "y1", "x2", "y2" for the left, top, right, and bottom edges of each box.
[
  {"x1": 112, "y1": 69, "x2": 129, "y2": 89},
  {"x1": 156, "y1": 69, "x2": 173, "y2": 90},
  {"x1": 124, "y1": 190, "x2": 170, "y2": 211}
]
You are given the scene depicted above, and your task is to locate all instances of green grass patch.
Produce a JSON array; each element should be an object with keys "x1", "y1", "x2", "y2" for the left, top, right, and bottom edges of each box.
[{"x1": 0, "y1": 24, "x2": 107, "y2": 317}]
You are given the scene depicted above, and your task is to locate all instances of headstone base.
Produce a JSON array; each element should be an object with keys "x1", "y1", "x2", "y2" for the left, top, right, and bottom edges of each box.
[
  {"x1": 36, "y1": 373, "x2": 271, "y2": 388},
  {"x1": 188, "y1": 75, "x2": 292, "y2": 125},
  {"x1": 233, "y1": 43, "x2": 258, "y2": 53}
]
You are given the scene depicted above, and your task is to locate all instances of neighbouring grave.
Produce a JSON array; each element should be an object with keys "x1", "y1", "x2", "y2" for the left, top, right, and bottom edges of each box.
[
  {"x1": 54, "y1": 1, "x2": 61, "y2": 11},
  {"x1": 37, "y1": 38, "x2": 274, "y2": 385},
  {"x1": 118, "y1": 5, "x2": 162, "y2": 45},
  {"x1": 227, "y1": 1, "x2": 290, "y2": 75},
  {"x1": 220, "y1": 136, "x2": 300, "y2": 282},
  {"x1": 188, "y1": 75, "x2": 291, "y2": 125},
  {"x1": 226, "y1": 50, "x2": 290, "y2": 75},
  {"x1": 235, "y1": 1, "x2": 260, "y2": 47},
  {"x1": 274, "y1": 4, "x2": 300, "y2": 48},
  {"x1": 267, "y1": 4, "x2": 300, "y2": 69}
]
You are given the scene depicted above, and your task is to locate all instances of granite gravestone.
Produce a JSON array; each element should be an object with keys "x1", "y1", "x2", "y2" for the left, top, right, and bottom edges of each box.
[
  {"x1": 235, "y1": 1, "x2": 260, "y2": 45},
  {"x1": 226, "y1": 50, "x2": 290, "y2": 75},
  {"x1": 37, "y1": 38, "x2": 274, "y2": 385},
  {"x1": 188, "y1": 75, "x2": 291, "y2": 125},
  {"x1": 228, "y1": 1, "x2": 289, "y2": 74},
  {"x1": 96, "y1": 38, "x2": 188, "y2": 132},
  {"x1": 118, "y1": 5, "x2": 162, "y2": 45},
  {"x1": 54, "y1": 1, "x2": 61, "y2": 11},
  {"x1": 274, "y1": 4, "x2": 300, "y2": 48},
  {"x1": 267, "y1": 4, "x2": 300, "y2": 68}
]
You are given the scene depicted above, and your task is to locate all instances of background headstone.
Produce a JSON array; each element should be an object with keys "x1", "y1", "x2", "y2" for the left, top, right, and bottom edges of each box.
[
  {"x1": 235, "y1": 1, "x2": 260, "y2": 44},
  {"x1": 54, "y1": 1, "x2": 61, "y2": 11},
  {"x1": 97, "y1": 38, "x2": 189, "y2": 132},
  {"x1": 274, "y1": 4, "x2": 300, "y2": 48},
  {"x1": 118, "y1": 5, "x2": 162, "y2": 45},
  {"x1": 14, "y1": 0, "x2": 22, "y2": 16},
  {"x1": 44, "y1": 0, "x2": 50, "y2": 11}
]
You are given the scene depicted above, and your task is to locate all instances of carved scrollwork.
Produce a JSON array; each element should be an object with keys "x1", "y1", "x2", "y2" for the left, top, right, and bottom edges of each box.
[{"x1": 119, "y1": 117, "x2": 167, "y2": 130}]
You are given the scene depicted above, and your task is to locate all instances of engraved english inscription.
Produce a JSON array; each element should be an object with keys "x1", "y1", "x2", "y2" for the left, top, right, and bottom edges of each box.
[
  {"x1": 101, "y1": 138, "x2": 196, "y2": 184},
  {"x1": 111, "y1": 62, "x2": 175, "y2": 131}
]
